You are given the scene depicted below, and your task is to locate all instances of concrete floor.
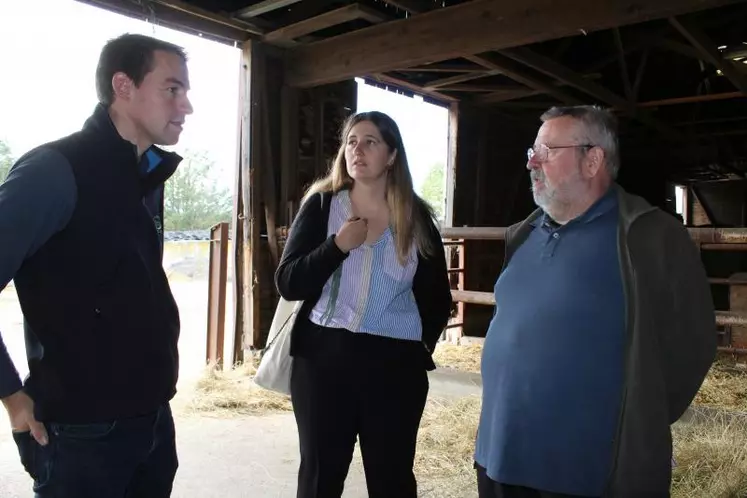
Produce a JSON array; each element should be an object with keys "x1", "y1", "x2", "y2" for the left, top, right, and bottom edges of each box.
[
  {"x1": 0, "y1": 410, "x2": 371, "y2": 498},
  {"x1": 0, "y1": 372, "x2": 480, "y2": 498}
]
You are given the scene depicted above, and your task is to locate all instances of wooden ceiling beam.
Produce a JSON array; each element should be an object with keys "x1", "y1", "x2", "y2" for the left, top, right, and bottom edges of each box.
[
  {"x1": 637, "y1": 90, "x2": 744, "y2": 107},
  {"x1": 632, "y1": 49, "x2": 649, "y2": 101},
  {"x1": 396, "y1": 63, "x2": 486, "y2": 73},
  {"x1": 655, "y1": 37, "x2": 702, "y2": 59},
  {"x1": 152, "y1": 0, "x2": 269, "y2": 35},
  {"x1": 439, "y1": 84, "x2": 522, "y2": 92},
  {"x1": 235, "y1": 0, "x2": 302, "y2": 19},
  {"x1": 466, "y1": 53, "x2": 583, "y2": 105},
  {"x1": 425, "y1": 70, "x2": 502, "y2": 89},
  {"x1": 367, "y1": 73, "x2": 458, "y2": 102},
  {"x1": 74, "y1": 0, "x2": 260, "y2": 42},
  {"x1": 286, "y1": 0, "x2": 743, "y2": 87},
  {"x1": 669, "y1": 17, "x2": 747, "y2": 93},
  {"x1": 477, "y1": 88, "x2": 544, "y2": 103},
  {"x1": 500, "y1": 47, "x2": 683, "y2": 140},
  {"x1": 724, "y1": 47, "x2": 747, "y2": 59},
  {"x1": 381, "y1": 0, "x2": 438, "y2": 14},
  {"x1": 613, "y1": 28, "x2": 635, "y2": 102},
  {"x1": 264, "y1": 4, "x2": 389, "y2": 43}
]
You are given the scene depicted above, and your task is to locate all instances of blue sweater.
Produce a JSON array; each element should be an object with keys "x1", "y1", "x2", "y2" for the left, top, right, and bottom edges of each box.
[{"x1": 475, "y1": 189, "x2": 625, "y2": 496}]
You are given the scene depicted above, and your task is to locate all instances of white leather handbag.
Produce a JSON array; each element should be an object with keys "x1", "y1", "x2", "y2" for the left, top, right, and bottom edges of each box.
[{"x1": 253, "y1": 297, "x2": 303, "y2": 395}]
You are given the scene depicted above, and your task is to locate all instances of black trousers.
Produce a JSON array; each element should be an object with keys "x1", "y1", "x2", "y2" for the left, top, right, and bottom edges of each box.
[
  {"x1": 290, "y1": 322, "x2": 429, "y2": 498},
  {"x1": 476, "y1": 464, "x2": 593, "y2": 498}
]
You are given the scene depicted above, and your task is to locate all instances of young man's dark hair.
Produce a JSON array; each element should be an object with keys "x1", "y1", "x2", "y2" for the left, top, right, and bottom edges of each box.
[{"x1": 95, "y1": 33, "x2": 188, "y2": 105}]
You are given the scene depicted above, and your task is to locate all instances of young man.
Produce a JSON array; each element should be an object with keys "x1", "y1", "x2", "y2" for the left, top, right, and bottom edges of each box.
[
  {"x1": 0, "y1": 33, "x2": 193, "y2": 497},
  {"x1": 475, "y1": 106, "x2": 716, "y2": 497}
]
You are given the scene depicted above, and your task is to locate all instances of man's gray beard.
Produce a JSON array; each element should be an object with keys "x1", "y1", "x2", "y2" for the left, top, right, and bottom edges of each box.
[{"x1": 530, "y1": 176, "x2": 553, "y2": 211}]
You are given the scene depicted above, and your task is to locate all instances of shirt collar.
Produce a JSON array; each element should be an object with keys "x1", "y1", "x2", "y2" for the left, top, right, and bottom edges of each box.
[{"x1": 531, "y1": 185, "x2": 618, "y2": 229}]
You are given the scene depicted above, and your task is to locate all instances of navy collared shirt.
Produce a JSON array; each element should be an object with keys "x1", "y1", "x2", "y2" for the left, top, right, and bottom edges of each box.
[{"x1": 475, "y1": 188, "x2": 625, "y2": 496}]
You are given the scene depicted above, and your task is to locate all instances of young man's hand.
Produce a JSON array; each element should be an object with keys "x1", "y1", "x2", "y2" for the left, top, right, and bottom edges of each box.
[{"x1": 2, "y1": 390, "x2": 48, "y2": 445}]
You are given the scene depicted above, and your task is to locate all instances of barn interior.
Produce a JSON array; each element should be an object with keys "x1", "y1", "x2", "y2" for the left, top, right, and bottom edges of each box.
[{"x1": 76, "y1": 0, "x2": 747, "y2": 359}]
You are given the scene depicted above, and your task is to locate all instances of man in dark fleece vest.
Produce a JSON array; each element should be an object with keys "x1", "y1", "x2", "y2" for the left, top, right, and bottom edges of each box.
[
  {"x1": 475, "y1": 106, "x2": 715, "y2": 498},
  {"x1": 0, "y1": 33, "x2": 193, "y2": 497}
]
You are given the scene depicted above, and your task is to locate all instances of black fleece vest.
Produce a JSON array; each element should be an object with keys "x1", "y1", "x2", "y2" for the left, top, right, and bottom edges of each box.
[{"x1": 14, "y1": 105, "x2": 182, "y2": 423}]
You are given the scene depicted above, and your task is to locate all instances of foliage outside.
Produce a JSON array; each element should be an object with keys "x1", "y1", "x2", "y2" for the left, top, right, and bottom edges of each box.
[
  {"x1": 420, "y1": 162, "x2": 446, "y2": 222},
  {"x1": 164, "y1": 149, "x2": 232, "y2": 231},
  {"x1": 0, "y1": 139, "x2": 14, "y2": 181}
]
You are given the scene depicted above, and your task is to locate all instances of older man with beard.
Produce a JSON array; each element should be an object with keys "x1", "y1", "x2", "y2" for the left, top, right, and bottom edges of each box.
[{"x1": 473, "y1": 105, "x2": 716, "y2": 498}]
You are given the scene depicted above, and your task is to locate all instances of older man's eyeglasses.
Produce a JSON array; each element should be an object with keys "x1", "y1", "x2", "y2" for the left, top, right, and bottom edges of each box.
[{"x1": 527, "y1": 143, "x2": 595, "y2": 163}]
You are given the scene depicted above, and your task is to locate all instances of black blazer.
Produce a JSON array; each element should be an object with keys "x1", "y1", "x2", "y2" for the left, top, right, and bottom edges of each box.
[{"x1": 274, "y1": 191, "x2": 453, "y2": 370}]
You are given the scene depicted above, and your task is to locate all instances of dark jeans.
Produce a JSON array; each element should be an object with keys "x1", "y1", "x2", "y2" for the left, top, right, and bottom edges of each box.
[
  {"x1": 13, "y1": 403, "x2": 177, "y2": 498},
  {"x1": 476, "y1": 464, "x2": 593, "y2": 498},
  {"x1": 291, "y1": 324, "x2": 429, "y2": 498}
]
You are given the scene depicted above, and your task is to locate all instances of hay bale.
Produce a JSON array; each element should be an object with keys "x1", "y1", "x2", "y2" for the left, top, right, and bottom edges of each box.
[
  {"x1": 432, "y1": 343, "x2": 483, "y2": 374},
  {"x1": 415, "y1": 396, "x2": 481, "y2": 497},
  {"x1": 178, "y1": 362, "x2": 292, "y2": 417},
  {"x1": 694, "y1": 362, "x2": 747, "y2": 412},
  {"x1": 672, "y1": 415, "x2": 747, "y2": 498}
]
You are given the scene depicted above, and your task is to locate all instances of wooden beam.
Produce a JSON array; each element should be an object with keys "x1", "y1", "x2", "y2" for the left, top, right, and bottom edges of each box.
[
  {"x1": 669, "y1": 17, "x2": 747, "y2": 94},
  {"x1": 247, "y1": 41, "x2": 264, "y2": 353},
  {"x1": 152, "y1": 0, "x2": 267, "y2": 35},
  {"x1": 235, "y1": 0, "x2": 302, "y2": 18},
  {"x1": 367, "y1": 73, "x2": 458, "y2": 102},
  {"x1": 425, "y1": 70, "x2": 501, "y2": 90},
  {"x1": 500, "y1": 47, "x2": 682, "y2": 140},
  {"x1": 466, "y1": 53, "x2": 583, "y2": 105},
  {"x1": 613, "y1": 28, "x2": 635, "y2": 102},
  {"x1": 477, "y1": 88, "x2": 543, "y2": 103},
  {"x1": 75, "y1": 0, "x2": 256, "y2": 43},
  {"x1": 586, "y1": 32, "x2": 658, "y2": 72},
  {"x1": 444, "y1": 103, "x2": 458, "y2": 227},
  {"x1": 382, "y1": 0, "x2": 437, "y2": 14},
  {"x1": 632, "y1": 49, "x2": 649, "y2": 101},
  {"x1": 265, "y1": 4, "x2": 389, "y2": 43},
  {"x1": 637, "y1": 91, "x2": 744, "y2": 107},
  {"x1": 724, "y1": 46, "x2": 747, "y2": 60},
  {"x1": 285, "y1": 0, "x2": 742, "y2": 87},
  {"x1": 396, "y1": 63, "x2": 487, "y2": 73},
  {"x1": 439, "y1": 84, "x2": 520, "y2": 92},
  {"x1": 654, "y1": 37, "x2": 703, "y2": 60},
  {"x1": 232, "y1": 41, "x2": 255, "y2": 363}
]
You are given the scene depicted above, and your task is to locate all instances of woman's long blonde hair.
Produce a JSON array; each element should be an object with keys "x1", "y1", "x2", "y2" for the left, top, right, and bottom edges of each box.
[{"x1": 304, "y1": 111, "x2": 439, "y2": 264}]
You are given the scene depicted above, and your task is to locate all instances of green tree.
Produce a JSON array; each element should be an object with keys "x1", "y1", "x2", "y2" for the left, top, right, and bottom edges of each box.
[
  {"x1": 164, "y1": 150, "x2": 233, "y2": 231},
  {"x1": 420, "y1": 162, "x2": 445, "y2": 221},
  {"x1": 0, "y1": 140, "x2": 14, "y2": 181}
]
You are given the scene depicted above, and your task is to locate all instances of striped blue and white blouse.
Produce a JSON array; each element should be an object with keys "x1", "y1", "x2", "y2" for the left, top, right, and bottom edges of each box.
[{"x1": 308, "y1": 190, "x2": 423, "y2": 341}]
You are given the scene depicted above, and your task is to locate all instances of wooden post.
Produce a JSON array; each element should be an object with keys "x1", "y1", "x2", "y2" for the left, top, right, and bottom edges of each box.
[
  {"x1": 444, "y1": 102, "x2": 458, "y2": 228},
  {"x1": 247, "y1": 42, "x2": 264, "y2": 352},
  {"x1": 231, "y1": 40, "x2": 261, "y2": 363},
  {"x1": 206, "y1": 222, "x2": 229, "y2": 366},
  {"x1": 456, "y1": 240, "x2": 466, "y2": 341}
]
